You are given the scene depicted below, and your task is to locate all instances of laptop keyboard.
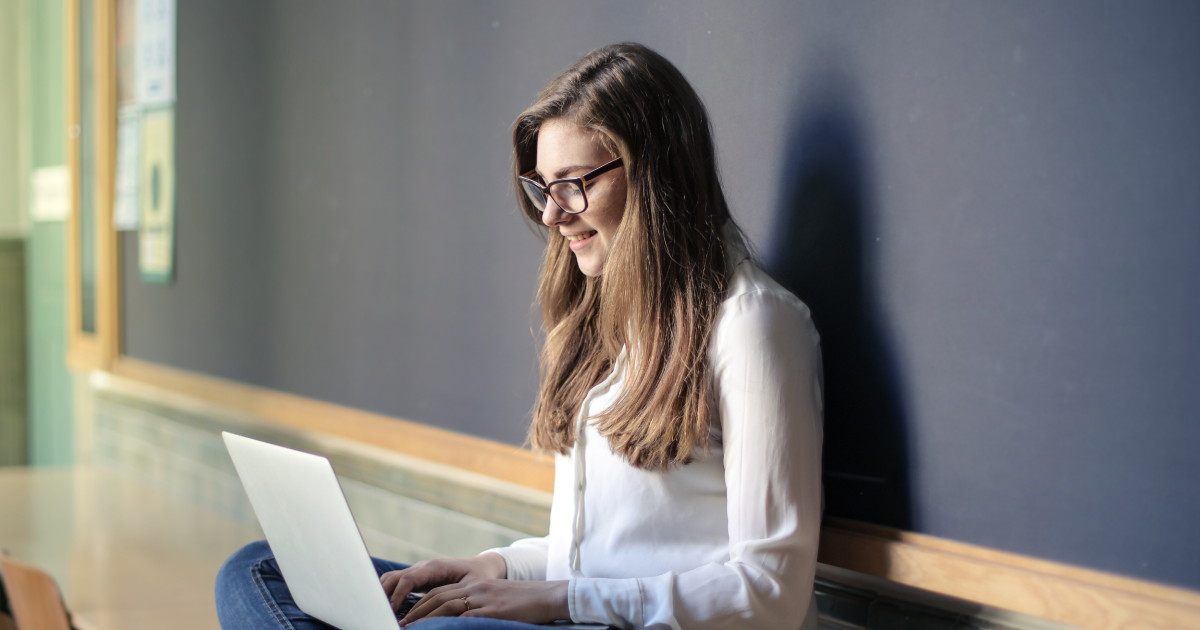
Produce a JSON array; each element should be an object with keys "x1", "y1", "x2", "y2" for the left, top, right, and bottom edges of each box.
[{"x1": 395, "y1": 592, "x2": 423, "y2": 618}]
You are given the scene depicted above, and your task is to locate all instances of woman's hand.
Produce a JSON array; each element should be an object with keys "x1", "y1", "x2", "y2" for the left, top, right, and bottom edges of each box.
[
  {"x1": 380, "y1": 552, "x2": 507, "y2": 614},
  {"x1": 398, "y1": 579, "x2": 570, "y2": 626}
]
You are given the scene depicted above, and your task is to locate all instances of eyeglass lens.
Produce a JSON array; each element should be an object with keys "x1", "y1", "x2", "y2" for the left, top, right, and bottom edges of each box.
[{"x1": 521, "y1": 179, "x2": 588, "y2": 214}]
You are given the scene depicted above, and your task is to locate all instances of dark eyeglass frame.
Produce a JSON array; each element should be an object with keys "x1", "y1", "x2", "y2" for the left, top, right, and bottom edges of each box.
[{"x1": 518, "y1": 157, "x2": 624, "y2": 214}]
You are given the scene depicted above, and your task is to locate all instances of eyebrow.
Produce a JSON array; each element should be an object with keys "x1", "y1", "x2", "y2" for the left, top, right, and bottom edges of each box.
[{"x1": 535, "y1": 165, "x2": 598, "y2": 181}]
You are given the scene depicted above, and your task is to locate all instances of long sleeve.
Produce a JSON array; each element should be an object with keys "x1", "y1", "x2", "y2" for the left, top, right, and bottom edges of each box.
[
  {"x1": 487, "y1": 536, "x2": 550, "y2": 581},
  {"x1": 567, "y1": 284, "x2": 824, "y2": 630}
]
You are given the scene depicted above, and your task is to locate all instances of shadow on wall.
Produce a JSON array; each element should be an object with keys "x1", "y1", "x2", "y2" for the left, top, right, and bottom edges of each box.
[{"x1": 764, "y1": 72, "x2": 912, "y2": 531}]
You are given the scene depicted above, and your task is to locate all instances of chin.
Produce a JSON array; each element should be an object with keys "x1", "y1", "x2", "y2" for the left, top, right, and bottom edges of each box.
[{"x1": 575, "y1": 256, "x2": 603, "y2": 277}]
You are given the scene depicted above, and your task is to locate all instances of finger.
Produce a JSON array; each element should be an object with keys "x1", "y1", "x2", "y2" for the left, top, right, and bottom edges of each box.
[
  {"x1": 388, "y1": 573, "x2": 426, "y2": 611},
  {"x1": 387, "y1": 562, "x2": 448, "y2": 610},
  {"x1": 401, "y1": 588, "x2": 465, "y2": 625},
  {"x1": 421, "y1": 582, "x2": 459, "y2": 598},
  {"x1": 422, "y1": 596, "x2": 472, "y2": 620},
  {"x1": 410, "y1": 581, "x2": 461, "y2": 609},
  {"x1": 391, "y1": 562, "x2": 477, "y2": 616},
  {"x1": 401, "y1": 592, "x2": 441, "y2": 624},
  {"x1": 381, "y1": 570, "x2": 403, "y2": 593},
  {"x1": 382, "y1": 564, "x2": 422, "y2": 587}
]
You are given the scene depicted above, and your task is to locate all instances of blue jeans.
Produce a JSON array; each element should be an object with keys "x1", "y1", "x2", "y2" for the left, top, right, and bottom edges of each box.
[{"x1": 215, "y1": 540, "x2": 549, "y2": 630}]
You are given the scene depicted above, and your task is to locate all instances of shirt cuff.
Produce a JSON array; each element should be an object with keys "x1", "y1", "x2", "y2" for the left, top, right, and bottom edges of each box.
[
  {"x1": 569, "y1": 577, "x2": 644, "y2": 629},
  {"x1": 482, "y1": 543, "x2": 547, "y2": 581}
]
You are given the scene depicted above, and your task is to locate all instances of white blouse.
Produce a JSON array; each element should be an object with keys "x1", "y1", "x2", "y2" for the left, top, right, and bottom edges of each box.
[{"x1": 490, "y1": 257, "x2": 824, "y2": 630}]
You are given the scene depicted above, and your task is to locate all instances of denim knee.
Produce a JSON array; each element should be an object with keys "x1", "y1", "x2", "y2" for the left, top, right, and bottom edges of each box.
[
  {"x1": 219, "y1": 540, "x2": 273, "y2": 578},
  {"x1": 215, "y1": 540, "x2": 273, "y2": 601},
  {"x1": 215, "y1": 540, "x2": 278, "y2": 630}
]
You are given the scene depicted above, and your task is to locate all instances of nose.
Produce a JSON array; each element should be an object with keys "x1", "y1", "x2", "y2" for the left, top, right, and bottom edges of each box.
[{"x1": 541, "y1": 197, "x2": 571, "y2": 227}]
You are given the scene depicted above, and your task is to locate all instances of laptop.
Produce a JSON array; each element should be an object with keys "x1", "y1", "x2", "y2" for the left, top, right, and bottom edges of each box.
[
  {"x1": 223, "y1": 432, "x2": 607, "y2": 630},
  {"x1": 224, "y1": 431, "x2": 417, "y2": 629}
]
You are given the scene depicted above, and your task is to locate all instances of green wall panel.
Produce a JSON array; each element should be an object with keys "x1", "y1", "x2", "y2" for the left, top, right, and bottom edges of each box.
[
  {"x1": 26, "y1": 0, "x2": 73, "y2": 466},
  {"x1": 26, "y1": 223, "x2": 71, "y2": 465},
  {"x1": 31, "y1": 0, "x2": 64, "y2": 170}
]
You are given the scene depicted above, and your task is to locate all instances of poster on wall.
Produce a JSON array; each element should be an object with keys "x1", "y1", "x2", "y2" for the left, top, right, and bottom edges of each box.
[
  {"x1": 137, "y1": 0, "x2": 176, "y2": 106},
  {"x1": 30, "y1": 167, "x2": 71, "y2": 222},
  {"x1": 114, "y1": 107, "x2": 142, "y2": 230},
  {"x1": 138, "y1": 107, "x2": 175, "y2": 283},
  {"x1": 116, "y1": 0, "x2": 139, "y2": 105},
  {"x1": 113, "y1": 0, "x2": 141, "y2": 230},
  {"x1": 113, "y1": 0, "x2": 175, "y2": 246}
]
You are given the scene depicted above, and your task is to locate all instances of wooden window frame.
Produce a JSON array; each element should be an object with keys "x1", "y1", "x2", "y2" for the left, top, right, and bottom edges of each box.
[{"x1": 66, "y1": 0, "x2": 120, "y2": 371}]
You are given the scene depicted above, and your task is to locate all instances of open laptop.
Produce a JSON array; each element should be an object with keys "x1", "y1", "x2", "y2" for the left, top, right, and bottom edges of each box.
[
  {"x1": 223, "y1": 432, "x2": 607, "y2": 630},
  {"x1": 224, "y1": 431, "x2": 417, "y2": 630}
]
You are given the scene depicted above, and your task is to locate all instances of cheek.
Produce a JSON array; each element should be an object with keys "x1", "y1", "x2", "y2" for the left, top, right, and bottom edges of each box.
[
  {"x1": 600, "y1": 209, "x2": 624, "y2": 236},
  {"x1": 597, "y1": 191, "x2": 628, "y2": 236}
]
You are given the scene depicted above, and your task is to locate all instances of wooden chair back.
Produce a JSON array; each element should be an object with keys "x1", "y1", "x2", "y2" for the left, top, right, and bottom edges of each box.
[{"x1": 0, "y1": 557, "x2": 72, "y2": 630}]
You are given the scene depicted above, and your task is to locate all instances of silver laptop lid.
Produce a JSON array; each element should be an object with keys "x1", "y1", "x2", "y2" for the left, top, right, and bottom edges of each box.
[{"x1": 223, "y1": 432, "x2": 398, "y2": 630}]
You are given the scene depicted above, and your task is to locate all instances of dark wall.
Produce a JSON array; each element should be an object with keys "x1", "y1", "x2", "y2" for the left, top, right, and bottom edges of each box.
[{"x1": 121, "y1": 1, "x2": 1200, "y2": 589}]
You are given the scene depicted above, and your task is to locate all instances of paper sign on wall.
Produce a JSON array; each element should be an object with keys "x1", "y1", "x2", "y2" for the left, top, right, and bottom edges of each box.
[
  {"x1": 115, "y1": 0, "x2": 175, "y2": 237},
  {"x1": 31, "y1": 166, "x2": 71, "y2": 222},
  {"x1": 117, "y1": 0, "x2": 139, "y2": 106},
  {"x1": 137, "y1": 0, "x2": 175, "y2": 106},
  {"x1": 114, "y1": 108, "x2": 142, "y2": 230},
  {"x1": 138, "y1": 107, "x2": 175, "y2": 283}
]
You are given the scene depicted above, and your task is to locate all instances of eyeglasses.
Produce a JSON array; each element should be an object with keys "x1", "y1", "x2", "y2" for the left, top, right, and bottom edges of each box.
[{"x1": 518, "y1": 157, "x2": 624, "y2": 214}]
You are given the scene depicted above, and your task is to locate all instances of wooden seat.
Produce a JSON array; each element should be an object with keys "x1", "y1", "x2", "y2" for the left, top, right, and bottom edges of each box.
[{"x1": 0, "y1": 557, "x2": 72, "y2": 630}]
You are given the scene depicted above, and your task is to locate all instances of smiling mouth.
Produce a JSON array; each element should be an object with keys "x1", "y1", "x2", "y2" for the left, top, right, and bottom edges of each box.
[{"x1": 565, "y1": 231, "x2": 597, "y2": 242}]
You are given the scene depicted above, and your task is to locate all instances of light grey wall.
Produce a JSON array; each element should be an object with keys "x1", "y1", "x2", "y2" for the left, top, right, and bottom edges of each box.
[{"x1": 121, "y1": 1, "x2": 1200, "y2": 589}]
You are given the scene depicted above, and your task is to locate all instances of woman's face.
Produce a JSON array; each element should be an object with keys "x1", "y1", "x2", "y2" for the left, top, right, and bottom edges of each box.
[{"x1": 535, "y1": 119, "x2": 627, "y2": 277}]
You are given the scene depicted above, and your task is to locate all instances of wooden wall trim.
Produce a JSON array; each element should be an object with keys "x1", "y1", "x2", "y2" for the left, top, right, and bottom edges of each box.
[
  {"x1": 108, "y1": 357, "x2": 556, "y2": 493},
  {"x1": 109, "y1": 358, "x2": 1200, "y2": 629},
  {"x1": 819, "y1": 518, "x2": 1200, "y2": 630}
]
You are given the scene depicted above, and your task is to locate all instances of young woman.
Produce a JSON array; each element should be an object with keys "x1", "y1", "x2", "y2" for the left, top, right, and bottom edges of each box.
[{"x1": 216, "y1": 43, "x2": 822, "y2": 630}]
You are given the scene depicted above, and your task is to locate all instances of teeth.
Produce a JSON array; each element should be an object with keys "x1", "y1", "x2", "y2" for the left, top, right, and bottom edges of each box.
[{"x1": 566, "y1": 232, "x2": 596, "y2": 242}]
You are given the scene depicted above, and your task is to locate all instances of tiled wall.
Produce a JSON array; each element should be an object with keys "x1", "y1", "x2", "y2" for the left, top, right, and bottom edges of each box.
[
  {"x1": 90, "y1": 378, "x2": 546, "y2": 563},
  {"x1": 813, "y1": 578, "x2": 1022, "y2": 630}
]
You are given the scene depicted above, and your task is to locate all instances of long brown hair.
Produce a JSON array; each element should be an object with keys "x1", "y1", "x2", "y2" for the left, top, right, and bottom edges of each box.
[{"x1": 514, "y1": 43, "x2": 739, "y2": 471}]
